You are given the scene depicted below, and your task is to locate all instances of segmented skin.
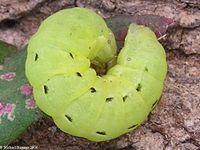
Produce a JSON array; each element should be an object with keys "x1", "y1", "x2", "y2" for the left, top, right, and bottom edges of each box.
[{"x1": 25, "y1": 7, "x2": 167, "y2": 142}]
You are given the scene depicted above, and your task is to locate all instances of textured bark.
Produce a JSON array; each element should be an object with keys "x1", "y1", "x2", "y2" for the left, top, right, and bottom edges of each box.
[
  {"x1": 0, "y1": 0, "x2": 47, "y2": 22},
  {"x1": 0, "y1": 0, "x2": 200, "y2": 149}
]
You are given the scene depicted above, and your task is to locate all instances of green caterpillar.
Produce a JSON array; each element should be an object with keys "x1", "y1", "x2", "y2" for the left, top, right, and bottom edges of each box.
[{"x1": 25, "y1": 7, "x2": 167, "y2": 141}]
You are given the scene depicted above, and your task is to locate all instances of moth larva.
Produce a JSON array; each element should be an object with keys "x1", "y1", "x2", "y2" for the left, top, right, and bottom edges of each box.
[{"x1": 25, "y1": 7, "x2": 167, "y2": 142}]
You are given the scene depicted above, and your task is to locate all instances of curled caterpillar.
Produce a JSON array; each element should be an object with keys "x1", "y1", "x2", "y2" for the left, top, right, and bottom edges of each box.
[{"x1": 25, "y1": 7, "x2": 167, "y2": 141}]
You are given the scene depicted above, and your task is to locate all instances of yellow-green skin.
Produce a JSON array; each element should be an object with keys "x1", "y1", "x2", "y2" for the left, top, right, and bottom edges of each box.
[{"x1": 26, "y1": 7, "x2": 167, "y2": 141}]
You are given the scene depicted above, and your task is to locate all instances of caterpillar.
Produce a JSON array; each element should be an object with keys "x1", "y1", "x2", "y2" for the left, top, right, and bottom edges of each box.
[{"x1": 25, "y1": 7, "x2": 167, "y2": 142}]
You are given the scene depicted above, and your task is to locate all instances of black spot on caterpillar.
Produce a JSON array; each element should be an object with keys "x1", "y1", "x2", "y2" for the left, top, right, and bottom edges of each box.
[
  {"x1": 35, "y1": 53, "x2": 39, "y2": 61},
  {"x1": 43, "y1": 85, "x2": 48, "y2": 94},
  {"x1": 123, "y1": 95, "x2": 128, "y2": 102},
  {"x1": 90, "y1": 87, "x2": 96, "y2": 93},
  {"x1": 76, "y1": 72, "x2": 82, "y2": 77},
  {"x1": 96, "y1": 131, "x2": 106, "y2": 135},
  {"x1": 136, "y1": 83, "x2": 142, "y2": 92},
  {"x1": 106, "y1": 97, "x2": 114, "y2": 102},
  {"x1": 145, "y1": 67, "x2": 148, "y2": 72},
  {"x1": 65, "y1": 115, "x2": 72, "y2": 122},
  {"x1": 69, "y1": 52, "x2": 74, "y2": 59}
]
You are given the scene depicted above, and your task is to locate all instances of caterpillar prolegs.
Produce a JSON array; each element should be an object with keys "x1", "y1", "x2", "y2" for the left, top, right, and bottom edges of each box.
[{"x1": 25, "y1": 7, "x2": 167, "y2": 141}]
